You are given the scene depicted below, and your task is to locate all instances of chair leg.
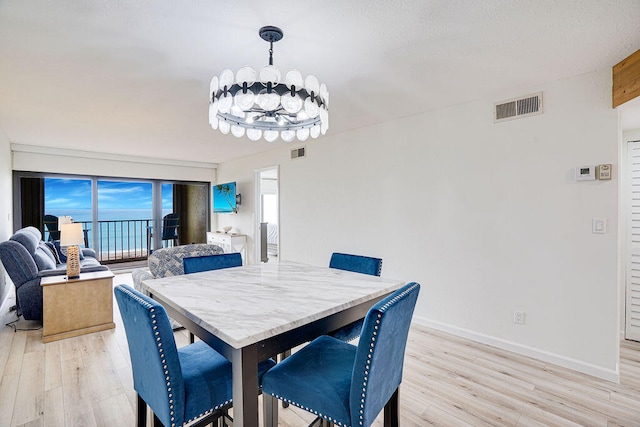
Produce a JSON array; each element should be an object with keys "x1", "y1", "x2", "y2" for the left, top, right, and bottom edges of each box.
[
  {"x1": 383, "y1": 387, "x2": 399, "y2": 427},
  {"x1": 279, "y1": 349, "x2": 291, "y2": 408},
  {"x1": 190, "y1": 332, "x2": 195, "y2": 344},
  {"x1": 263, "y1": 393, "x2": 279, "y2": 427},
  {"x1": 152, "y1": 412, "x2": 162, "y2": 427},
  {"x1": 136, "y1": 393, "x2": 147, "y2": 427}
]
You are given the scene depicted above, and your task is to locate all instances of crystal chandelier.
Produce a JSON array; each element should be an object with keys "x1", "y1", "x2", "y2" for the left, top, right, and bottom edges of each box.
[{"x1": 209, "y1": 26, "x2": 329, "y2": 142}]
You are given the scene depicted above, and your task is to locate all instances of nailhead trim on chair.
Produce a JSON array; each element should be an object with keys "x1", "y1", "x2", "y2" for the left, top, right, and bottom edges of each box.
[
  {"x1": 269, "y1": 394, "x2": 350, "y2": 427},
  {"x1": 120, "y1": 286, "x2": 232, "y2": 427},
  {"x1": 184, "y1": 399, "x2": 232, "y2": 426}
]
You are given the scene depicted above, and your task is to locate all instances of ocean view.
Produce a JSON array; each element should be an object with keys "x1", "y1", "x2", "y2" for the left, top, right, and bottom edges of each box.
[
  {"x1": 44, "y1": 179, "x2": 174, "y2": 260},
  {"x1": 46, "y1": 208, "x2": 173, "y2": 257}
]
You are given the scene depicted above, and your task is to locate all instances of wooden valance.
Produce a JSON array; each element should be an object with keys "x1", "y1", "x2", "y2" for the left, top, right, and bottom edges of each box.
[{"x1": 613, "y1": 49, "x2": 640, "y2": 108}]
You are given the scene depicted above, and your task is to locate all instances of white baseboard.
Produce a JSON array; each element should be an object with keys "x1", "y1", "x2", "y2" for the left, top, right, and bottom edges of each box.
[{"x1": 413, "y1": 315, "x2": 620, "y2": 383}]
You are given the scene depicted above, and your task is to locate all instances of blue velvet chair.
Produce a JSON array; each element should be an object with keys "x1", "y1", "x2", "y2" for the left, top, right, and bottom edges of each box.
[
  {"x1": 329, "y1": 252, "x2": 383, "y2": 342},
  {"x1": 329, "y1": 252, "x2": 383, "y2": 277},
  {"x1": 183, "y1": 252, "x2": 242, "y2": 274},
  {"x1": 114, "y1": 284, "x2": 275, "y2": 427},
  {"x1": 262, "y1": 282, "x2": 420, "y2": 427}
]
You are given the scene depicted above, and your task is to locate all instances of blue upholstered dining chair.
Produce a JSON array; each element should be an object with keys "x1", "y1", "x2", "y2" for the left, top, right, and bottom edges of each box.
[
  {"x1": 262, "y1": 282, "x2": 420, "y2": 427},
  {"x1": 329, "y1": 252, "x2": 383, "y2": 342},
  {"x1": 183, "y1": 252, "x2": 242, "y2": 274},
  {"x1": 329, "y1": 252, "x2": 383, "y2": 277},
  {"x1": 114, "y1": 284, "x2": 275, "y2": 427}
]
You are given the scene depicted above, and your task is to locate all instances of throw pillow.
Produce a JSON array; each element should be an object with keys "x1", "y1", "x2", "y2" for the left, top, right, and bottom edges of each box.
[
  {"x1": 44, "y1": 241, "x2": 62, "y2": 264},
  {"x1": 52, "y1": 241, "x2": 67, "y2": 263},
  {"x1": 39, "y1": 242, "x2": 57, "y2": 264},
  {"x1": 52, "y1": 241, "x2": 86, "y2": 263}
]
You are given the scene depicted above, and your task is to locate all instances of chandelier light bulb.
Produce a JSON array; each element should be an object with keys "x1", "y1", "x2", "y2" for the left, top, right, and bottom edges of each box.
[{"x1": 209, "y1": 26, "x2": 328, "y2": 142}]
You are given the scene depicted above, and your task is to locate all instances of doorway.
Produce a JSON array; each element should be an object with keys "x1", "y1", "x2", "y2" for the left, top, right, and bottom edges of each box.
[{"x1": 255, "y1": 167, "x2": 279, "y2": 263}]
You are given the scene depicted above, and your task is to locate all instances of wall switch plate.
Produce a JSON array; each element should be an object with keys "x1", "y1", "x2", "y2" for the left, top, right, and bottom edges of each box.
[
  {"x1": 592, "y1": 218, "x2": 606, "y2": 234},
  {"x1": 597, "y1": 164, "x2": 612, "y2": 180}
]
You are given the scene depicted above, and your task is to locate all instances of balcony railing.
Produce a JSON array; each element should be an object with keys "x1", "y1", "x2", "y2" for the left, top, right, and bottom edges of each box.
[{"x1": 76, "y1": 219, "x2": 153, "y2": 264}]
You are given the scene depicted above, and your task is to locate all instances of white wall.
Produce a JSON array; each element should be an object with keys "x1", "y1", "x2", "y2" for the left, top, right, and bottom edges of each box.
[
  {"x1": 217, "y1": 68, "x2": 620, "y2": 380},
  {"x1": 0, "y1": 130, "x2": 13, "y2": 306}
]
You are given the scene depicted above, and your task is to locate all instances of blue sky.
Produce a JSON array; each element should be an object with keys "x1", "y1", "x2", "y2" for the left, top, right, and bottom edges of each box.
[{"x1": 45, "y1": 178, "x2": 173, "y2": 210}]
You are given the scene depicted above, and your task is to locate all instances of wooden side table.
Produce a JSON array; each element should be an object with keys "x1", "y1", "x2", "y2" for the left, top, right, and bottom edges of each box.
[{"x1": 41, "y1": 270, "x2": 115, "y2": 343}]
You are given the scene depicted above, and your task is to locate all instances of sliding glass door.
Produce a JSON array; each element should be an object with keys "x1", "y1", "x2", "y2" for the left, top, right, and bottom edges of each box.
[
  {"x1": 97, "y1": 180, "x2": 153, "y2": 262},
  {"x1": 15, "y1": 171, "x2": 209, "y2": 264}
]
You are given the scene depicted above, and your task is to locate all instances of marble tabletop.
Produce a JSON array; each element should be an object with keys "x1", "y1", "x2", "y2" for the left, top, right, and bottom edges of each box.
[{"x1": 141, "y1": 261, "x2": 404, "y2": 349}]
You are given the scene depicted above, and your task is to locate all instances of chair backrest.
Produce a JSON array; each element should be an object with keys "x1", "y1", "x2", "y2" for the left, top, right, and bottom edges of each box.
[
  {"x1": 349, "y1": 282, "x2": 420, "y2": 427},
  {"x1": 162, "y1": 213, "x2": 179, "y2": 240},
  {"x1": 329, "y1": 252, "x2": 383, "y2": 276},
  {"x1": 183, "y1": 252, "x2": 242, "y2": 274},
  {"x1": 114, "y1": 285, "x2": 187, "y2": 427},
  {"x1": 43, "y1": 214, "x2": 59, "y2": 241}
]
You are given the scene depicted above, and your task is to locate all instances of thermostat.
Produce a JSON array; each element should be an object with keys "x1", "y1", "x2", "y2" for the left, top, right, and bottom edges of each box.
[{"x1": 575, "y1": 166, "x2": 595, "y2": 181}]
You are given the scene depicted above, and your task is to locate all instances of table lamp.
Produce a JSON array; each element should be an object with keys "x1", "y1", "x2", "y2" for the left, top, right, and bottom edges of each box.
[{"x1": 60, "y1": 223, "x2": 84, "y2": 279}]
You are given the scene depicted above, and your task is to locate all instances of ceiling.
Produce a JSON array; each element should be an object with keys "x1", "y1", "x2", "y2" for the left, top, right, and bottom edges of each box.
[{"x1": 1, "y1": 1, "x2": 640, "y2": 164}]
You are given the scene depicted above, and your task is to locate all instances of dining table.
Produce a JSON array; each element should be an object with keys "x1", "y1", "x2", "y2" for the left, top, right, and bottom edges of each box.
[{"x1": 140, "y1": 260, "x2": 405, "y2": 427}]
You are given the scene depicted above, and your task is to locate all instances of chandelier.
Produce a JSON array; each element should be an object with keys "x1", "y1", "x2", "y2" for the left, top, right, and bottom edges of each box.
[{"x1": 209, "y1": 26, "x2": 329, "y2": 142}]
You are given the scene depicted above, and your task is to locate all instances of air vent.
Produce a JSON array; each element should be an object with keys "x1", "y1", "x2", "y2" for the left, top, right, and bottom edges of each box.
[
  {"x1": 494, "y1": 92, "x2": 543, "y2": 123},
  {"x1": 291, "y1": 147, "x2": 306, "y2": 159}
]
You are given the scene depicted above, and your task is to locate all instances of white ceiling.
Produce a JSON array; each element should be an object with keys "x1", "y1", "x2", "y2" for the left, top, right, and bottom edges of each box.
[{"x1": 1, "y1": 1, "x2": 640, "y2": 164}]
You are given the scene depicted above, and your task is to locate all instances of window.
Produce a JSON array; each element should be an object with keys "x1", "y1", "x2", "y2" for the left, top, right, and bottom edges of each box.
[{"x1": 14, "y1": 172, "x2": 210, "y2": 263}]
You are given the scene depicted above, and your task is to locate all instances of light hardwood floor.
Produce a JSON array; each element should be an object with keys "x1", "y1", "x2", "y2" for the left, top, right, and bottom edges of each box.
[{"x1": 1, "y1": 273, "x2": 639, "y2": 426}]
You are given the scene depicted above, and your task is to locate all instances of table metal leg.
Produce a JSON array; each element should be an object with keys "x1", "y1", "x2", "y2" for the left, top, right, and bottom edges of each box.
[{"x1": 232, "y1": 345, "x2": 260, "y2": 427}]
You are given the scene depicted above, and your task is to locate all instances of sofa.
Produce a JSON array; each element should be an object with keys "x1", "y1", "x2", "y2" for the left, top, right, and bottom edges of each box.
[
  {"x1": 0, "y1": 226, "x2": 108, "y2": 320},
  {"x1": 132, "y1": 243, "x2": 224, "y2": 328}
]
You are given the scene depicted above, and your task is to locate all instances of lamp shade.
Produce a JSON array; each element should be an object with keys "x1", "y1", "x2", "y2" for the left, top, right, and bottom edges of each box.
[{"x1": 60, "y1": 223, "x2": 85, "y2": 247}]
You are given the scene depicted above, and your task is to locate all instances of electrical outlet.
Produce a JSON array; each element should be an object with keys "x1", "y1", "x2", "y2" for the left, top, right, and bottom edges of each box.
[{"x1": 513, "y1": 311, "x2": 526, "y2": 325}]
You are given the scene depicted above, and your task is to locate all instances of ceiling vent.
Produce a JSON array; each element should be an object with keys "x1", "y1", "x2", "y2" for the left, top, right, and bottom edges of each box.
[
  {"x1": 494, "y1": 92, "x2": 543, "y2": 123},
  {"x1": 291, "y1": 146, "x2": 306, "y2": 160}
]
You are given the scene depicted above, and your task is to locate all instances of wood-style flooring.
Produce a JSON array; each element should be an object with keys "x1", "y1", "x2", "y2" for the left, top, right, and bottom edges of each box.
[{"x1": 0, "y1": 273, "x2": 639, "y2": 426}]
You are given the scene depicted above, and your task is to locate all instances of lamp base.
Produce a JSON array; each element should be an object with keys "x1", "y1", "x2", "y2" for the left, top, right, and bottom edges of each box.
[{"x1": 66, "y1": 245, "x2": 81, "y2": 279}]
